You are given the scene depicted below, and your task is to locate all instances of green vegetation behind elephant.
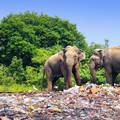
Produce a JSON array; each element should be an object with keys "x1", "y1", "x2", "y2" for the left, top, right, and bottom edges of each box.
[{"x1": 44, "y1": 46, "x2": 85, "y2": 91}]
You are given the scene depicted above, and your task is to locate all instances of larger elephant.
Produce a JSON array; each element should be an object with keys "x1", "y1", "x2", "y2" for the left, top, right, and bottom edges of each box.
[
  {"x1": 44, "y1": 46, "x2": 85, "y2": 91},
  {"x1": 89, "y1": 47, "x2": 120, "y2": 85}
]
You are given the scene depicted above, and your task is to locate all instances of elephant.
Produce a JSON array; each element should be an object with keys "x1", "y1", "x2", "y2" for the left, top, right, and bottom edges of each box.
[
  {"x1": 89, "y1": 47, "x2": 120, "y2": 86},
  {"x1": 44, "y1": 46, "x2": 85, "y2": 91}
]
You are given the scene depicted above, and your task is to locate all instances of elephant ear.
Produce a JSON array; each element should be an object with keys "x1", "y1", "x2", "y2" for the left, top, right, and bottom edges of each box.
[
  {"x1": 94, "y1": 49, "x2": 105, "y2": 65},
  {"x1": 78, "y1": 49, "x2": 84, "y2": 54},
  {"x1": 96, "y1": 49, "x2": 105, "y2": 59},
  {"x1": 62, "y1": 48, "x2": 66, "y2": 53},
  {"x1": 58, "y1": 51, "x2": 64, "y2": 61},
  {"x1": 62, "y1": 46, "x2": 72, "y2": 53},
  {"x1": 78, "y1": 49, "x2": 85, "y2": 61}
]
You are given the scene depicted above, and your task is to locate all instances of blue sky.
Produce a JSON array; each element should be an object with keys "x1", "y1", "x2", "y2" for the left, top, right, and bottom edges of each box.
[{"x1": 0, "y1": 0, "x2": 120, "y2": 47}]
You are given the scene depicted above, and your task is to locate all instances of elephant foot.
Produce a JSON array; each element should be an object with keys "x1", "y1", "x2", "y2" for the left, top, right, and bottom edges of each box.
[
  {"x1": 76, "y1": 80, "x2": 82, "y2": 86},
  {"x1": 77, "y1": 83, "x2": 81, "y2": 86},
  {"x1": 48, "y1": 80, "x2": 53, "y2": 91},
  {"x1": 64, "y1": 85, "x2": 70, "y2": 90},
  {"x1": 47, "y1": 88, "x2": 52, "y2": 91}
]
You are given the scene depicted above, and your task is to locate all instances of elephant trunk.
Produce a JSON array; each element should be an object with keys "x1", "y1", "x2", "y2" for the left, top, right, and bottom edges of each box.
[
  {"x1": 89, "y1": 59, "x2": 96, "y2": 83},
  {"x1": 79, "y1": 52, "x2": 86, "y2": 61},
  {"x1": 64, "y1": 57, "x2": 74, "y2": 89}
]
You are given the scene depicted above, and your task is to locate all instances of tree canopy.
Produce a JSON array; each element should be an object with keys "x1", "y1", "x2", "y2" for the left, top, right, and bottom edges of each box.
[{"x1": 0, "y1": 12, "x2": 88, "y2": 66}]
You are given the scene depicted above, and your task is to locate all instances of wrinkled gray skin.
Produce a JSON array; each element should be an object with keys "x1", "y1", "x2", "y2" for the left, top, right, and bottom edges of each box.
[
  {"x1": 89, "y1": 47, "x2": 120, "y2": 86},
  {"x1": 44, "y1": 46, "x2": 85, "y2": 91}
]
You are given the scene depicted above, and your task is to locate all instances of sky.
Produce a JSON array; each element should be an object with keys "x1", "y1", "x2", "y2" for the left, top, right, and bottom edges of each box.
[{"x1": 0, "y1": 0, "x2": 120, "y2": 47}]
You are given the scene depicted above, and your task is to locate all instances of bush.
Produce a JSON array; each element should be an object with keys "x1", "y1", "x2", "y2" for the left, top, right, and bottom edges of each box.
[
  {"x1": 79, "y1": 63, "x2": 90, "y2": 83},
  {"x1": 95, "y1": 69, "x2": 106, "y2": 84},
  {"x1": 32, "y1": 45, "x2": 62, "y2": 65},
  {"x1": 2, "y1": 77, "x2": 16, "y2": 85},
  {"x1": 79, "y1": 63, "x2": 106, "y2": 84},
  {"x1": 25, "y1": 66, "x2": 41, "y2": 85},
  {"x1": 0, "y1": 64, "x2": 16, "y2": 85},
  {"x1": 8, "y1": 56, "x2": 26, "y2": 84},
  {"x1": 0, "y1": 64, "x2": 8, "y2": 84}
]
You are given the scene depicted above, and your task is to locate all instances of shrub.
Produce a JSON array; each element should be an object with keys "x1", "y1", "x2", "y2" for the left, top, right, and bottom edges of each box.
[
  {"x1": 2, "y1": 77, "x2": 16, "y2": 85},
  {"x1": 79, "y1": 63, "x2": 90, "y2": 83},
  {"x1": 8, "y1": 56, "x2": 26, "y2": 84},
  {"x1": 79, "y1": 63, "x2": 106, "y2": 84},
  {"x1": 25, "y1": 66, "x2": 41, "y2": 85}
]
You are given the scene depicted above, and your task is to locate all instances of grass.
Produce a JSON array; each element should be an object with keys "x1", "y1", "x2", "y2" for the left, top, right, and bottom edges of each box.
[{"x1": 0, "y1": 84, "x2": 41, "y2": 92}]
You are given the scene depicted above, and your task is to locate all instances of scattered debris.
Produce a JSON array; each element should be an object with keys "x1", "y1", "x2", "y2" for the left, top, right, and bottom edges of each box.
[{"x1": 0, "y1": 83, "x2": 120, "y2": 119}]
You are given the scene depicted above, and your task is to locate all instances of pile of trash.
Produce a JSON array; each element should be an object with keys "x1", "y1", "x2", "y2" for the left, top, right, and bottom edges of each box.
[{"x1": 0, "y1": 83, "x2": 120, "y2": 119}]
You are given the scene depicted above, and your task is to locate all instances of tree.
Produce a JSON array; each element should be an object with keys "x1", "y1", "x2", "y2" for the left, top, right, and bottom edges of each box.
[
  {"x1": 104, "y1": 39, "x2": 109, "y2": 48},
  {"x1": 0, "y1": 12, "x2": 88, "y2": 66}
]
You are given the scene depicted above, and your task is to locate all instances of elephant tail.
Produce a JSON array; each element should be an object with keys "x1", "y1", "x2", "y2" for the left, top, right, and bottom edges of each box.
[
  {"x1": 42, "y1": 68, "x2": 48, "y2": 88},
  {"x1": 43, "y1": 68, "x2": 45, "y2": 79}
]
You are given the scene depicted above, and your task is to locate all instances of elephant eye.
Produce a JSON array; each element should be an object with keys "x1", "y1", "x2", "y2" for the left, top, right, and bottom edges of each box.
[
  {"x1": 94, "y1": 53, "x2": 99, "y2": 56},
  {"x1": 74, "y1": 55, "x2": 78, "y2": 58},
  {"x1": 78, "y1": 51, "x2": 82, "y2": 54}
]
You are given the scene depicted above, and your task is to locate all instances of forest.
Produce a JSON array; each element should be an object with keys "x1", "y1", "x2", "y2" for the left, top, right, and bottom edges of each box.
[{"x1": 0, "y1": 12, "x2": 119, "y2": 92}]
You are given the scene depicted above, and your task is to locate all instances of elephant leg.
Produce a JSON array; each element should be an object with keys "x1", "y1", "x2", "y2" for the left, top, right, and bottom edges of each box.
[
  {"x1": 112, "y1": 72, "x2": 118, "y2": 86},
  {"x1": 105, "y1": 66, "x2": 113, "y2": 85},
  {"x1": 68, "y1": 74, "x2": 72, "y2": 88},
  {"x1": 61, "y1": 63, "x2": 69, "y2": 89},
  {"x1": 62, "y1": 70, "x2": 69, "y2": 89},
  {"x1": 89, "y1": 60, "x2": 96, "y2": 83},
  {"x1": 52, "y1": 77, "x2": 59, "y2": 89},
  {"x1": 72, "y1": 64, "x2": 81, "y2": 86},
  {"x1": 65, "y1": 67, "x2": 72, "y2": 89},
  {"x1": 48, "y1": 79, "x2": 52, "y2": 91},
  {"x1": 45, "y1": 67, "x2": 53, "y2": 91},
  {"x1": 61, "y1": 63, "x2": 72, "y2": 89},
  {"x1": 62, "y1": 67, "x2": 72, "y2": 89}
]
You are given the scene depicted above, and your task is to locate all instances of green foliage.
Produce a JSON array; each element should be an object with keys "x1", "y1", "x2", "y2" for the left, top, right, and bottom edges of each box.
[
  {"x1": 8, "y1": 37, "x2": 37, "y2": 65},
  {"x1": 2, "y1": 77, "x2": 16, "y2": 86},
  {"x1": 0, "y1": 12, "x2": 88, "y2": 66},
  {"x1": 79, "y1": 63, "x2": 90, "y2": 83},
  {"x1": 55, "y1": 78, "x2": 64, "y2": 90},
  {"x1": 96, "y1": 69, "x2": 106, "y2": 84},
  {"x1": 8, "y1": 56, "x2": 26, "y2": 84},
  {"x1": 0, "y1": 64, "x2": 16, "y2": 85},
  {"x1": 79, "y1": 63, "x2": 106, "y2": 84},
  {"x1": 32, "y1": 45, "x2": 62, "y2": 64},
  {"x1": 25, "y1": 66, "x2": 41, "y2": 86},
  {"x1": 0, "y1": 64, "x2": 9, "y2": 84}
]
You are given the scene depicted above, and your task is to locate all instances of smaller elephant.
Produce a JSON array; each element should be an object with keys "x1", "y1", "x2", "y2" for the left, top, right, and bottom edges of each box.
[
  {"x1": 89, "y1": 47, "x2": 120, "y2": 85},
  {"x1": 44, "y1": 46, "x2": 85, "y2": 91}
]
